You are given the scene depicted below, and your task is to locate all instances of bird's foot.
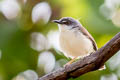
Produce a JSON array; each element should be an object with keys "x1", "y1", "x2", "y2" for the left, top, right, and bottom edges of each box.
[{"x1": 63, "y1": 57, "x2": 77, "y2": 67}]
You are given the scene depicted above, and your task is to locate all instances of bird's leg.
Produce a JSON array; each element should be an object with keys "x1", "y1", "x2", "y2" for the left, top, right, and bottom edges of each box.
[{"x1": 64, "y1": 57, "x2": 77, "y2": 67}]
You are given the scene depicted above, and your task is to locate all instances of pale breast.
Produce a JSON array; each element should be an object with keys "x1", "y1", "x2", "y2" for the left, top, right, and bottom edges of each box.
[{"x1": 59, "y1": 30, "x2": 94, "y2": 58}]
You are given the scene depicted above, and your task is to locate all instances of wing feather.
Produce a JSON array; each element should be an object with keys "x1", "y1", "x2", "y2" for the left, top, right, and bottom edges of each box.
[{"x1": 79, "y1": 26, "x2": 98, "y2": 51}]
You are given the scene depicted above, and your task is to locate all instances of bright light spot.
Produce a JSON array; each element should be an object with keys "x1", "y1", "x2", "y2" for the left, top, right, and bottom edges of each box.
[
  {"x1": 32, "y1": 2, "x2": 51, "y2": 24},
  {"x1": 47, "y1": 31, "x2": 61, "y2": 51},
  {"x1": 99, "y1": 4, "x2": 114, "y2": 19},
  {"x1": 54, "y1": 59, "x2": 68, "y2": 70},
  {"x1": 13, "y1": 70, "x2": 38, "y2": 80},
  {"x1": 99, "y1": 0, "x2": 120, "y2": 20},
  {"x1": 112, "y1": 9, "x2": 120, "y2": 27},
  {"x1": 101, "y1": 73, "x2": 118, "y2": 80},
  {"x1": 105, "y1": 0, "x2": 120, "y2": 9},
  {"x1": 107, "y1": 51, "x2": 120, "y2": 71},
  {"x1": 37, "y1": 51, "x2": 55, "y2": 74},
  {"x1": 30, "y1": 32, "x2": 50, "y2": 51},
  {"x1": 100, "y1": 0, "x2": 120, "y2": 27},
  {"x1": 0, "y1": 0, "x2": 21, "y2": 20}
]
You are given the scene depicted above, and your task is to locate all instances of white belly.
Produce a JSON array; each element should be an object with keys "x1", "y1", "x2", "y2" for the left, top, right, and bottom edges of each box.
[{"x1": 59, "y1": 30, "x2": 94, "y2": 59}]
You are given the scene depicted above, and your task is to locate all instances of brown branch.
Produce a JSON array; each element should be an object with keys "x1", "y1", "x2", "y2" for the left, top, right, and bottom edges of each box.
[{"x1": 38, "y1": 32, "x2": 120, "y2": 80}]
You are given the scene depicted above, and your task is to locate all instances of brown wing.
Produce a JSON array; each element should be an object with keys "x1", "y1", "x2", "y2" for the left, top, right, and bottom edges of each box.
[{"x1": 79, "y1": 26, "x2": 98, "y2": 51}]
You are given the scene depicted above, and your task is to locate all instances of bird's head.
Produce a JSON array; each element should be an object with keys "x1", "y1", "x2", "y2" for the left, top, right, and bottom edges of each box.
[{"x1": 53, "y1": 17, "x2": 80, "y2": 31}]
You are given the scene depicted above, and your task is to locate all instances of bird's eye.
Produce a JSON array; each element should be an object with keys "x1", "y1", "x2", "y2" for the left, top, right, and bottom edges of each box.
[
  {"x1": 62, "y1": 21, "x2": 67, "y2": 23},
  {"x1": 62, "y1": 20, "x2": 69, "y2": 24}
]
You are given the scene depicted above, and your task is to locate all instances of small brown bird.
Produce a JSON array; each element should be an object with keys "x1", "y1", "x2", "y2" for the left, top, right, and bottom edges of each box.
[{"x1": 53, "y1": 17, "x2": 98, "y2": 66}]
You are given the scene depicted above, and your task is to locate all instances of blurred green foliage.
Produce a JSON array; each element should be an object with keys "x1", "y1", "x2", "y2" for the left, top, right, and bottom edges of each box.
[{"x1": 0, "y1": 0, "x2": 120, "y2": 80}]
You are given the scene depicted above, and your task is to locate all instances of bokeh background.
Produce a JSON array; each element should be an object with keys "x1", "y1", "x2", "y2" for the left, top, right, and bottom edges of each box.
[{"x1": 0, "y1": 0, "x2": 120, "y2": 80}]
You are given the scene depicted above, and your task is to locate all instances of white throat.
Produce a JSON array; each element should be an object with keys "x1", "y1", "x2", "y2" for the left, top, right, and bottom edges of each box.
[{"x1": 58, "y1": 24, "x2": 73, "y2": 32}]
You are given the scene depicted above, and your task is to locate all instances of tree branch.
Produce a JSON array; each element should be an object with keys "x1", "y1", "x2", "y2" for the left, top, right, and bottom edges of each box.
[{"x1": 38, "y1": 32, "x2": 120, "y2": 80}]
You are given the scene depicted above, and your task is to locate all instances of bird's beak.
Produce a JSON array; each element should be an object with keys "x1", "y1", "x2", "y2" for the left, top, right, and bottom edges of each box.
[{"x1": 52, "y1": 20, "x2": 62, "y2": 24}]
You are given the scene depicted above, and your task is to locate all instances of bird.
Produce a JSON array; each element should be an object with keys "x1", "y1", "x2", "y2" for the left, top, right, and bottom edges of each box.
[{"x1": 52, "y1": 17, "x2": 98, "y2": 66}]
